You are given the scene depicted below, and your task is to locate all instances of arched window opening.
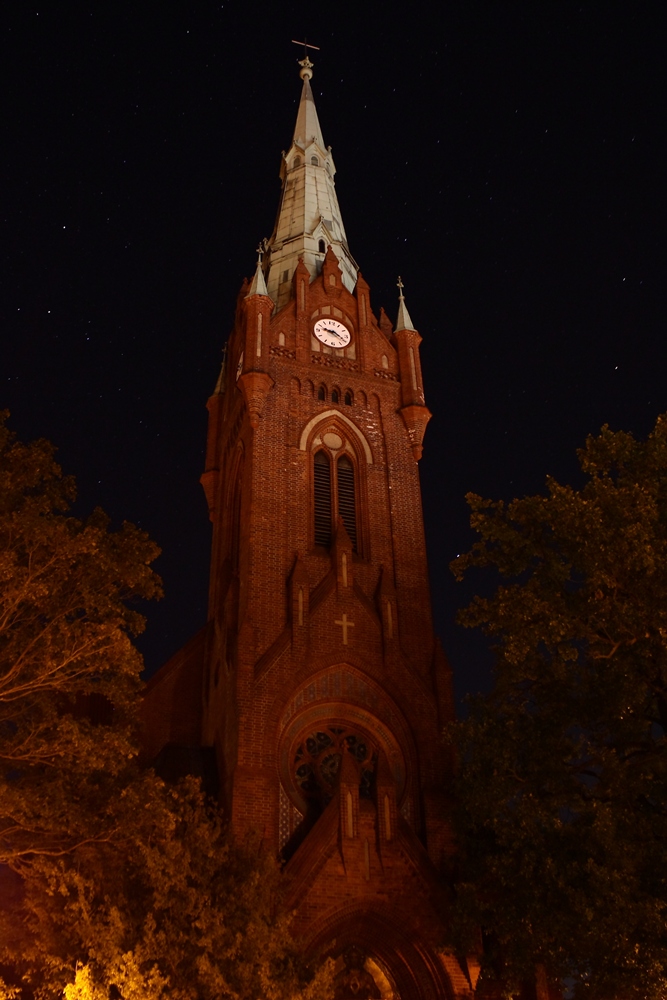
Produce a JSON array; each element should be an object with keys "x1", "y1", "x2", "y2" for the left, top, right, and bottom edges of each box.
[
  {"x1": 331, "y1": 389, "x2": 339, "y2": 404},
  {"x1": 311, "y1": 155, "x2": 319, "y2": 166},
  {"x1": 293, "y1": 156, "x2": 301, "y2": 167},
  {"x1": 337, "y1": 455, "x2": 357, "y2": 551},
  {"x1": 313, "y1": 452, "x2": 332, "y2": 547},
  {"x1": 318, "y1": 239, "x2": 326, "y2": 253},
  {"x1": 317, "y1": 385, "x2": 326, "y2": 402},
  {"x1": 344, "y1": 391, "x2": 352, "y2": 406}
]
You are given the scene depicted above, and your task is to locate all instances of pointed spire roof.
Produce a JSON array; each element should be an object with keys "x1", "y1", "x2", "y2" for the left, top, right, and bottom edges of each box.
[
  {"x1": 246, "y1": 244, "x2": 269, "y2": 298},
  {"x1": 395, "y1": 276, "x2": 417, "y2": 332},
  {"x1": 264, "y1": 57, "x2": 358, "y2": 310},
  {"x1": 293, "y1": 67, "x2": 325, "y2": 149}
]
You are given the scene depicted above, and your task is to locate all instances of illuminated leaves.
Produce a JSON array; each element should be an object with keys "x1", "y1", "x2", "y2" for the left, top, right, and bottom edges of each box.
[{"x1": 0, "y1": 413, "x2": 162, "y2": 863}]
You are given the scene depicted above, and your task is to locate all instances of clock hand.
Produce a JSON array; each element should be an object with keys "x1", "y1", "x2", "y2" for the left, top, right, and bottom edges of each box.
[{"x1": 325, "y1": 327, "x2": 344, "y2": 339}]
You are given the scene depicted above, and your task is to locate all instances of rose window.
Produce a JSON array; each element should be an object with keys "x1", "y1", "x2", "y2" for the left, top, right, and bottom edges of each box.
[{"x1": 293, "y1": 726, "x2": 377, "y2": 802}]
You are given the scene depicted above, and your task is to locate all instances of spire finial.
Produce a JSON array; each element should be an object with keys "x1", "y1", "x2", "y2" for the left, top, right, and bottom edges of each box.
[
  {"x1": 292, "y1": 38, "x2": 320, "y2": 80},
  {"x1": 397, "y1": 275, "x2": 405, "y2": 299}
]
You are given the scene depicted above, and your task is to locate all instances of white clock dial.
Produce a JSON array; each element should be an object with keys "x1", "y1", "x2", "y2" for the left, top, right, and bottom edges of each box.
[
  {"x1": 236, "y1": 351, "x2": 244, "y2": 381},
  {"x1": 313, "y1": 318, "x2": 351, "y2": 349}
]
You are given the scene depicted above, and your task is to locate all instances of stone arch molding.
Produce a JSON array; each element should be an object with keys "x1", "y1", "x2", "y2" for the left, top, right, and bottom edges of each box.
[
  {"x1": 299, "y1": 409, "x2": 373, "y2": 464},
  {"x1": 306, "y1": 903, "x2": 456, "y2": 1000},
  {"x1": 276, "y1": 664, "x2": 418, "y2": 820}
]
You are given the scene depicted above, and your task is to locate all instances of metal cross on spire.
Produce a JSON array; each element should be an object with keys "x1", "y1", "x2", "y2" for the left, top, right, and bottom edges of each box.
[
  {"x1": 397, "y1": 276, "x2": 406, "y2": 299},
  {"x1": 291, "y1": 38, "x2": 320, "y2": 58}
]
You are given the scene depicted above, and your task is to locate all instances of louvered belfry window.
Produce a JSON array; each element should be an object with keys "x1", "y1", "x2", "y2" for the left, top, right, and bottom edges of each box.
[
  {"x1": 337, "y1": 456, "x2": 357, "y2": 551},
  {"x1": 313, "y1": 451, "x2": 332, "y2": 547}
]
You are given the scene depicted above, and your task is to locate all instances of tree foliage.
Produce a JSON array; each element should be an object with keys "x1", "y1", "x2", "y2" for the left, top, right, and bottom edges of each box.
[
  {"x1": 450, "y1": 414, "x2": 667, "y2": 999},
  {"x1": 0, "y1": 411, "x2": 162, "y2": 862},
  {"x1": 2, "y1": 777, "x2": 331, "y2": 1000}
]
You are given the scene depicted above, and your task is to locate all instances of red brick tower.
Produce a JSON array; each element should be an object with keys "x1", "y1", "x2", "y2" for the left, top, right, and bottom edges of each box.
[{"x1": 143, "y1": 56, "x2": 476, "y2": 1000}]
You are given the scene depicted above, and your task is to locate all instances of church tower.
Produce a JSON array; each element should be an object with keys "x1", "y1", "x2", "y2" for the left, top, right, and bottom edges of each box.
[{"x1": 143, "y1": 56, "x2": 477, "y2": 1000}]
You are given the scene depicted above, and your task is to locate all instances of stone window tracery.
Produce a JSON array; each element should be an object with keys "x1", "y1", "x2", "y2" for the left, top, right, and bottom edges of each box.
[{"x1": 293, "y1": 726, "x2": 377, "y2": 805}]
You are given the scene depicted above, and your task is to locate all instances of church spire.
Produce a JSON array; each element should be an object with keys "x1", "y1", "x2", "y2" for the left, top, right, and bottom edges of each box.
[
  {"x1": 292, "y1": 56, "x2": 325, "y2": 149},
  {"x1": 264, "y1": 56, "x2": 359, "y2": 310}
]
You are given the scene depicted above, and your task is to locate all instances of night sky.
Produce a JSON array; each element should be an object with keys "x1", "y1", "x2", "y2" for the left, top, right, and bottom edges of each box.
[{"x1": 2, "y1": 5, "x2": 664, "y2": 706}]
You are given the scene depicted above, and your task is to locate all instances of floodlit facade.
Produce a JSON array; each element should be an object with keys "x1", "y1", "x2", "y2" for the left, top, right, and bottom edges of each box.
[{"x1": 143, "y1": 57, "x2": 483, "y2": 1000}]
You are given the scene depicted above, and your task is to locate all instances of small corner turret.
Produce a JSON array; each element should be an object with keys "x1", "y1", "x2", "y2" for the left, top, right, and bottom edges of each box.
[{"x1": 393, "y1": 277, "x2": 432, "y2": 460}]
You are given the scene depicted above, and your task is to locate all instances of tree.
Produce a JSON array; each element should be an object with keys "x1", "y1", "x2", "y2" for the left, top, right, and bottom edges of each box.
[
  {"x1": 0, "y1": 410, "x2": 158, "y2": 991},
  {"x1": 2, "y1": 777, "x2": 332, "y2": 1000},
  {"x1": 450, "y1": 413, "x2": 667, "y2": 999},
  {"x1": 0, "y1": 411, "x2": 162, "y2": 863}
]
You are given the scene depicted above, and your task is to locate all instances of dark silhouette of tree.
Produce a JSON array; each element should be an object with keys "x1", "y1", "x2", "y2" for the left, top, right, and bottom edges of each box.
[{"x1": 451, "y1": 413, "x2": 667, "y2": 1000}]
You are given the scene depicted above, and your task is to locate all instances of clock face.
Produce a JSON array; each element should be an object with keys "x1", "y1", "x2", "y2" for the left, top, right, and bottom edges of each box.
[{"x1": 313, "y1": 318, "x2": 351, "y2": 349}]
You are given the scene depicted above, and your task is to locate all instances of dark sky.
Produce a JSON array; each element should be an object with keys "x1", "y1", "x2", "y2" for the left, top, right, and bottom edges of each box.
[{"x1": 2, "y1": 4, "x2": 664, "y2": 706}]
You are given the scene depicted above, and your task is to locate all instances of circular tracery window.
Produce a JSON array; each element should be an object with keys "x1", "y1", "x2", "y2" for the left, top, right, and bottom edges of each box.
[{"x1": 294, "y1": 726, "x2": 377, "y2": 803}]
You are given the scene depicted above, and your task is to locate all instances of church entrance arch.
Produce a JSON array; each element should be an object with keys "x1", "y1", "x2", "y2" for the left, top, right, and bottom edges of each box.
[{"x1": 308, "y1": 905, "x2": 456, "y2": 1000}]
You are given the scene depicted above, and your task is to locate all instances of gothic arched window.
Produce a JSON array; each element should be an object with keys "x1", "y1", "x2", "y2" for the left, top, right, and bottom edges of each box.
[
  {"x1": 311, "y1": 155, "x2": 319, "y2": 166},
  {"x1": 313, "y1": 449, "x2": 358, "y2": 552},
  {"x1": 317, "y1": 385, "x2": 326, "y2": 401},
  {"x1": 344, "y1": 391, "x2": 352, "y2": 406},
  {"x1": 337, "y1": 455, "x2": 357, "y2": 550},
  {"x1": 318, "y1": 239, "x2": 326, "y2": 253},
  {"x1": 313, "y1": 451, "x2": 332, "y2": 547},
  {"x1": 293, "y1": 156, "x2": 301, "y2": 167},
  {"x1": 331, "y1": 389, "x2": 339, "y2": 404}
]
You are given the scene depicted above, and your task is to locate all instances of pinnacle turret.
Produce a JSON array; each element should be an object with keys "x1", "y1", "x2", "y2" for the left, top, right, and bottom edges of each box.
[
  {"x1": 395, "y1": 276, "x2": 417, "y2": 332},
  {"x1": 246, "y1": 244, "x2": 269, "y2": 298}
]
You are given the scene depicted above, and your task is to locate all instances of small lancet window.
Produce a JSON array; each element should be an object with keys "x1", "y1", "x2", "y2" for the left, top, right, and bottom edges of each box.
[
  {"x1": 331, "y1": 389, "x2": 339, "y2": 404},
  {"x1": 294, "y1": 156, "x2": 301, "y2": 167},
  {"x1": 314, "y1": 452, "x2": 332, "y2": 547},
  {"x1": 337, "y1": 455, "x2": 357, "y2": 551},
  {"x1": 344, "y1": 391, "x2": 352, "y2": 406},
  {"x1": 311, "y1": 155, "x2": 319, "y2": 166},
  {"x1": 318, "y1": 239, "x2": 326, "y2": 253},
  {"x1": 317, "y1": 385, "x2": 326, "y2": 402}
]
